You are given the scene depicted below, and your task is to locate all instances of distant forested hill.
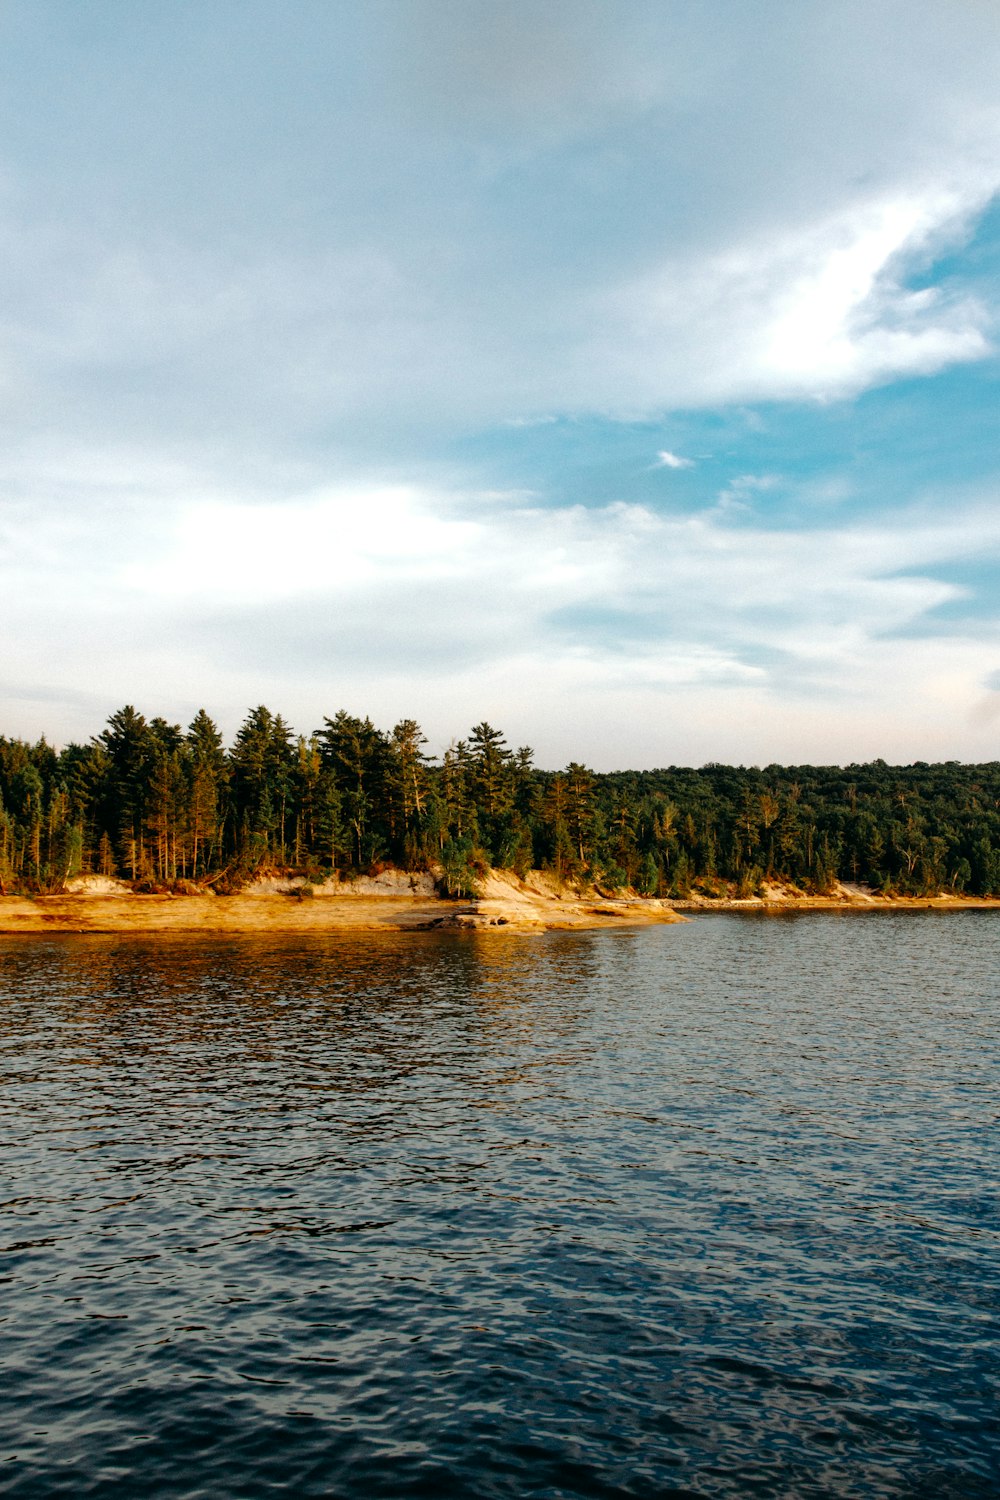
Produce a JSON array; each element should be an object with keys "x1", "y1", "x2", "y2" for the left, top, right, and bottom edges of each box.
[{"x1": 2, "y1": 705, "x2": 999, "y2": 897}]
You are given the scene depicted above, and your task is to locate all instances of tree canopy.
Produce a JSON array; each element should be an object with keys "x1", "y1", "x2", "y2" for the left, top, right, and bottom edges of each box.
[{"x1": 2, "y1": 706, "x2": 999, "y2": 898}]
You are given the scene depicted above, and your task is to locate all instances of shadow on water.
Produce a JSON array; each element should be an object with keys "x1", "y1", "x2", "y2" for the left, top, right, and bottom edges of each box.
[{"x1": 0, "y1": 916, "x2": 998, "y2": 1498}]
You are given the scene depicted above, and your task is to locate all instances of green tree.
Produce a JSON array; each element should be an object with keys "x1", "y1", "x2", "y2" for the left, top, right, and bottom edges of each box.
[
  {"x1": 316, "y1": 711, "x2": 390, "y2": 867},
  {"x1": 389, "y1": 718, "x2": 430, "y2": 863},
  {"x1": 187, "y1": 710, "x2": 227, "y2": 876},
  {"x1": 229, "y1": 706, "x2": 295, "y2": 864},
  {"x1": 97, "y1": 706, "x2": 155, "y2": 878}
]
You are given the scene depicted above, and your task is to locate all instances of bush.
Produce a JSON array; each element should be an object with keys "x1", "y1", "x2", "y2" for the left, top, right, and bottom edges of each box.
[{"x1": 438, "y1": 837, "x2": 482, "y2": 898}]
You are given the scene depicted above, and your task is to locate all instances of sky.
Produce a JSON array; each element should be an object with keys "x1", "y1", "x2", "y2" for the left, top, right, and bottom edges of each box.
[{"x1": 2, "y1": 0, "x2": 1000, "y2": 770}]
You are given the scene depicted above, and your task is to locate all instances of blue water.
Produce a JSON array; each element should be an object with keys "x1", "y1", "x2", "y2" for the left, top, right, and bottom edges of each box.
[{"x1": 0, "y1": 913, "x2": 998, "y2": 1497}]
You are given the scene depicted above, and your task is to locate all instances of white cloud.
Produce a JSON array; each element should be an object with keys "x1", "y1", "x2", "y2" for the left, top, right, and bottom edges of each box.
[
  {"x1": 4, "y1": 452, "x2": 1000, "y2": 764},
  {"x1": 712, "y1": 474, "x2": 778, "y2": 515},
  {"x1": 123, "y1": 485, "x2": 482, "y2": 603},
  {"x1": 4, "y1": 5, "x2": 1000, "y2": 764},
  {"x1": 1, "y1": 6, "x2": 998, "y2": 456},
  {"x1": 601, "y1": 178, "x2": 996, "y2": 408}
]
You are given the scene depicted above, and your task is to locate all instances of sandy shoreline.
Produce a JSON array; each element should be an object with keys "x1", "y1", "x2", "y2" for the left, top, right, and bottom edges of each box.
[
  {"x1": 672, "y1": 896, "x2": 1000, "y2": 912},
  {"x1": 0, "y1": 869, "x2": 686, "y2": 936},
  {"x1": 672, "y1": 881, "x2": 1000, "y2": 913},
  {"x1": 3, "y1": 874, "x2": 999, "y2": 936}
]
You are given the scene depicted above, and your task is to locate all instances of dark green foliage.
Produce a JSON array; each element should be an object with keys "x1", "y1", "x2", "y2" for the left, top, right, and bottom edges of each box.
[
  {"x1": 230, "y1": 706, "x2": 295, "y2": 865},
  {"x1": 1, "y1": 709, "x2": 999, "y2": 896},
  {"x1": 438, "y1": 836, "x2": 483, "y2": 898},
  {"x1": 316, "y1": 711, "x2": 393, "y2": 868}
]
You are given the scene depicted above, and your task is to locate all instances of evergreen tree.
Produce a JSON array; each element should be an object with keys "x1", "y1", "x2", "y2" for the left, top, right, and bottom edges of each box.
[
  {"x1": 187, "y1": 710, "x2": 227, "y2": 877},
  {"x1": 96, "y1": 707, "x2": 155, "y2": 878},
  {"x1": 316, "y1": 711, "x2": 391, "y2": 867},
  {"x1": 229, "y1": 706, "x2": 294, "y2": 864}
]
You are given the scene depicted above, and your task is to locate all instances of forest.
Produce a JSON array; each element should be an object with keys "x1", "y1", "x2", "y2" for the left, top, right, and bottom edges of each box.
[{"x1": 2, "y1": 704, "x2": 1000, "y2": 898}]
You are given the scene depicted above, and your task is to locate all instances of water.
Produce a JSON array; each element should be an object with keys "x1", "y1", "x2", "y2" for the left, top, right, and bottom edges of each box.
[{"x1": 0, "y1": 913, "x2": 998, "y2": 1498}]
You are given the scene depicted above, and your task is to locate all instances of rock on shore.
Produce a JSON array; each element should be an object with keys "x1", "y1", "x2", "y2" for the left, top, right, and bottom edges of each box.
[{"x1": 0, "y1": 868, "x2": 686, "y2": 936}]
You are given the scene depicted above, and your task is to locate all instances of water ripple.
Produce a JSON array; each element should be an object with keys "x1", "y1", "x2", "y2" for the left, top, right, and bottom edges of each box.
[{"x1": 0, "y1": 915, "x2": 998, "y2": 1497}]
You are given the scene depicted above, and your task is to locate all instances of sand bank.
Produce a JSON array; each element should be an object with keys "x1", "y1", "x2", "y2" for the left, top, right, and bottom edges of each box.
[
  {"x1": 671, "y1": 880, "x2": 1000, "y2": 912},
  {"x1": 5, "y1": 872, "x2": 998, "y2": 938},
  {"x1": 0, "y1": 869, "x2": 686, "y2": 936}
]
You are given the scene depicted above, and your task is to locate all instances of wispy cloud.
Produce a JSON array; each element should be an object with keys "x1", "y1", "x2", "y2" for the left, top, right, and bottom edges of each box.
[
  {"x1": 4, "y1": 447, "x2": 1000, "y2": 764},
  {"x1": 603, "y1": 179, "x2": 996, "y2": 410},
  {"x1": 713, "y1": 474, "x2": 779, "y2": 515},
  {"x1": 3, "y1": 5, "x2": 1000, "y2": 763},
  {"x1": 1, "y1": 7, "x2": 997, "y2": 461}
]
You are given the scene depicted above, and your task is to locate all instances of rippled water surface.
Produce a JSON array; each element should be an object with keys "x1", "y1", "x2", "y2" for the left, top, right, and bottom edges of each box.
[{"x1": 1, "y1": 914, "x2": 999, "y2": 1498}]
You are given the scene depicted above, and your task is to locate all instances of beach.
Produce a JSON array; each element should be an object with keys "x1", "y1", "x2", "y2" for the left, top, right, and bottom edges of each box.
[
  {"x1": 0, "y1": 869, "x2": 686, "y2": 935},
  {"x1": 5, "y1": 869, "x2": 1000, "y2": 936}
]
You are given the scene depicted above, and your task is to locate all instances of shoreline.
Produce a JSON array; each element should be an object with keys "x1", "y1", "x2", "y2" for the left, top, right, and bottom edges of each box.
[
  {"x1": 3, "y1": 878, "x2": 1000, "y2": 936},
  {"x1": 0, "y1": 869, "x2": 687, "y2": 936},
  {"x1": 670, "y1": 895, "x2": 1000, "y2": 912}
]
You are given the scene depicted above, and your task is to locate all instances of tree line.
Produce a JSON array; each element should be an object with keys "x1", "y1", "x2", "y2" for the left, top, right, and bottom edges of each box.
[{"x1": 2, "y1": 704, "x2": 1000, "y2": 898}]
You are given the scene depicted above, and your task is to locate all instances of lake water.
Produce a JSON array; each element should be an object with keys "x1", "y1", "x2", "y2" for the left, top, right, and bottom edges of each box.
[{"x1": 1, "y1": 913, "x2": 998, "y2": 1498}]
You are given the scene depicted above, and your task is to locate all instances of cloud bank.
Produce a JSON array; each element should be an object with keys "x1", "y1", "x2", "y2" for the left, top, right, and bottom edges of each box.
[
  {"x1": 3, "y1": 455, "x2": 1000, "y2": 767},
  {"x1": 1, "y1": 2, "x2": 999, "y2": 761}
]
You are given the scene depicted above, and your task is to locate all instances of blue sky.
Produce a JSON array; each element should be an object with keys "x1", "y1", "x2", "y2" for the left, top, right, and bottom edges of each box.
[{"x1": 2, "y1": 0, "x2": 999, "y2": 768}]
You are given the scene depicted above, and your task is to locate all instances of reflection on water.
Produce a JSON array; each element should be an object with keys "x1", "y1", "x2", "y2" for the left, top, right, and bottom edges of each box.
[{"x1": 1, "y1": 915, "x2": 999, "y2": 1498}]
